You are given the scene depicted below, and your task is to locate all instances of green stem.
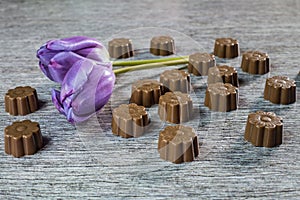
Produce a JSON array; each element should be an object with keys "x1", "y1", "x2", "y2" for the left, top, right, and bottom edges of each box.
[
  {"x1": 113, "y1": 58, "x2": 189, "y2": 75},
  {"x1": 112, "y1": 56, "x2": 189, "y2": 66}
]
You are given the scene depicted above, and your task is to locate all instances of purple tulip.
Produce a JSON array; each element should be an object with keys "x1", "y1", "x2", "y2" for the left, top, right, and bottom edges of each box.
[
  {"x1": 51, "y1": 59, "x2": 115, "y2": 123},
  {"x1": 37, "y1": 36, "x2": 110, "y2": 83}
]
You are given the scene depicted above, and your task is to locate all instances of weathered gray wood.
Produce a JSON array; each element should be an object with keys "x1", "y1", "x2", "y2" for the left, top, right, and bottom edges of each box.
[{"x1": 0, "y1": 0, "x2": 299, "y2": 199}]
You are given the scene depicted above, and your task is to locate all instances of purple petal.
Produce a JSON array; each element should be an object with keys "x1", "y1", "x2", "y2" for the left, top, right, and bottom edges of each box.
[
  {"x1": 47, "y1": 36, "x2": 104, "y2": 51},
  {"x1": 37, "y1": 45, "x2": 61, "y2": 66},
  {"x1": 59, "y1": 60, "x2": 115, "y2": 123},
  {"x1": 51, "y1": 89, "x2": 65, "y2": 114},
  {"x1": 75, "y1": 47, "x2": 110, "y2": 62},
  {"x1": 46, "y1": 51, "x2": 87, "y2": 83}
]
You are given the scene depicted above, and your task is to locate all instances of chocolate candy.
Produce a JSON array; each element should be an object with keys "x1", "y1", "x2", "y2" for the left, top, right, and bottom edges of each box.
[
  {"x1": 188, "y1": 52, "x2": 216, "y2": 76},
  {"x1": 150, "y1": 36, "x2": 175, "y2": 56},
  {"x1": 264, "y1": 76, "x2": 296, "y2": 104},
  {"x1": 241, "y1": 51, "x2": 270, "y2": 74},
  {"x1": 214, "y1": 38, "x2": 240, "y2": 58},
  {"x1": 4, "y1": 120, "x2": 43, "y2": 158},
  {"x1": 160, "y1": 69, "x2": 190, "y2": 93},
  {"x1": 207, "y1": 65, "x2": 239, "y2": 87},
  {"x1": 108, "y1": 38, "x2": 134, "y2": 59},
  {"x1": 111, "y1": 103, "x2": 150, "y2": 138},
  {"x1": 244, "y1": 111, "x2": 283, "y2": 147},
  {"x1": 204, "y1": 83, "x2": 238, "y2": 112},
  {"x1": 158, "y1": 125, "x2": 199, "y2": 164},
  {"x1": 130, "y1": 79, "x2": 166, "y2": 107},
  {"x1": 5, "y1": 86, "x2": 39, "y2": 116},
  {"x1": 158, "y1": 92, "x2": 193, "y2": 124}
]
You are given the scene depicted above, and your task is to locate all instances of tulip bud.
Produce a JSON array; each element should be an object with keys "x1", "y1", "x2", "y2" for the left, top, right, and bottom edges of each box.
[
  {"x1": 37, "y1": 36, "x2": 110, "y2": 83},
  {"x1": 51, "y1": 59, "x2": 115, "y2": 123}
]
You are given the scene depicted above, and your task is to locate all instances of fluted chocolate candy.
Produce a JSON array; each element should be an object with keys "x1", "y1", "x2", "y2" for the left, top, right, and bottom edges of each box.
[
  {"x1": 150, "y1": 36, "x2": 175, "y2": 56},
  {"x1": 214, "y1": 38, "x2": 240, "y2": 58},
  {"x1": 160, "y1": 69, "x2": 191, "y2": 93},
  {"x1": 188, "y1": 52, "x2": 216, "y2": 76},
  {"x1": 108, "y1": 38, "x2": 134, "y2": 59},
  {"x1": 4, "y1": 120, "x2": 43, "y2": 158},
  {"x1": 264, "y1": 76, "x2": 296, "y2": 104},
  {"x1": 204, "y1": 83, "x2": 238, "y2": 112},
  {"x1": 207, "y1": 65, "x2": 239, "y2": 87},
  {"x1": 158, "y1": 92, "x2": 193, "y2": 124},
  {"x1": 5, "y1": 86, "x2": 39, "y2": 116},
  {"x1": 158, "y1": 125, "x2": 199, "y2": 164},
  {"x1": 244, "y1": 111, "x2": 283, "y2": 147},
  {"x1": 130, "y1": 79, "x2": 166, "y2": 107},
  {"x1": 111, "y1": 103, "x2": 150, "y2": 138},
  {"x1": 241, "y1": 51, "x2": 270, "y2": 74}
]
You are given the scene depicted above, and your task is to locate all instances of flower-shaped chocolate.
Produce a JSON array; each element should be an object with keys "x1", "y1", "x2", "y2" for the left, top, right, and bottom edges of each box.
[
  {"x1": 204, "y1": 82, "x2": 238, "y2": 112},
  {"x1": 160, "y1": 69, "x2": 191, "y2": 93},
  {"x1": 241, "y1": 51, "x2": 270, "y2": 74},
  {"x1": 130, "y1": 79, "x2": 166, "y2": 107},
  {"x1": 5, "y1": 86, "x2": 39, "y2": 116},
  {"x1": 150, "y1": 36, "x2": 175, "y2": 56},
  {"x1": 108, "y1": 38, "x2": 134, "y2": 59},
  {"x1": 207, "y1": 65, "x2": 239, "y2": 87},
  {"x1": 264, "y1": 76, "x2": 296, "y2": 104},
  {"x1": 244, "y1": 111, "x2": 283, "y2": 147},
  {"x1": 158, "y1": 91, "x2": 193, "y2": 124},
  {"x1": 213, "y1": 38, "x2": 240, "y2": 58},
  {"x1": 112, "y1": 103, "x2": 150, "y2": 138},
  {"x1": 5, "y1": 120, "x2": 43, "y2": 158},
  {"x1": 188, "y1": 52, "x2": 216, "y2": 76},
  {"x1": 158, "y1": 125, "x2": 199, "y2": 164}
]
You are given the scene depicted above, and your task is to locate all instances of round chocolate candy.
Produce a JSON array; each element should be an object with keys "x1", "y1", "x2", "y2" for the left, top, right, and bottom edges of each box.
[
  {"x1": 158, "y1": 125, "x2": 199, "y2": 164},
  {"x1": 130, "y1": 79, "x2": 167, "y2": 108},
  {"x1": 204, "y1": 82, "x2": 238, "y2": 112},
  {"x1": 111, "y1": 103, "x2": 150, "y2": 138},
  {"x1": 158, "y1": 91, "x2": 193, "y2": 124},
  {"x1": 4, "y1": 120, "x2": 43, "y2": 158},
  {"x1": 214, "y1": 37, "x2": 240, "y2": 58},
  {"x1": 207, "y1": 65, "x2": 239, "y2": 87},
  {"x1": 244, "y1": 111, "x2": 283, "y2": 147},
  {"x1": 241, "y1": 51, "x2": 270, "y2": 74},
  {"x1": 108, "y1": 38, "x2": 134, "y2": 59},
  {"x1": 150, "y1": 36, "x2": 175, "y2": 56},
  {"x1": 5, "y1": 86, "x2": 39, "y2": 116},
  {"x1": 160, "y1": 69, "x2": 191, "y2": 93},
  {"x1": 264, "y1": 76, "x2": 296, "y2": 105},
  {"x1": 188, "y1": 52, "x2": 216, "y2": 76}
]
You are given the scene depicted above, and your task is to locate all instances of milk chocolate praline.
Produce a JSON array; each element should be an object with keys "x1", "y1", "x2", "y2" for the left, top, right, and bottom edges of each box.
[
  {"x1": 108, "y1": 38, "x2": 134, "y2": 59},
  {"x1": 214, "y1": 38, "x2": 240, "y2": 58},
  {"x1": 150, "y1": 36, "x2": 175, "y2": 56},
  {"x1": 158, "y1": 125, "x2": 199, "y2": 164},
  {"x1": 5, "y1": 120, "x2": 43, "y2": 158},
  {"x1": 188, "y1": 53, "x2": 216, "y2": 76},
  {"x1": 160, "y1": 69, "x2": 191, "y2": 93},
  {"x1": 5, "y1": 86, "x2": 39, "y2": 116}
]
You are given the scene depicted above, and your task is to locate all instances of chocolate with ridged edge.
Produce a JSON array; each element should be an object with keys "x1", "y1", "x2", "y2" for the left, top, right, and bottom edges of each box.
[
  {"x1": 264, "y1": 76, "x2": 296, "y2": 104},
  {"x1": 188, "y1": 52, "x2": 216, "y2": 76},
  {"x1": 4, "y1": 120, "x2": 43, "y2": 158},
  {"x1": 130, "y1": 79, "x2": 167, "y2": 107},
  {"x1": 160, "y1": 69, "x2": 191, "y2": 93},
  {"x1": 207, "y1": 65, "x2": 239, "y2": 87},
  {"x1": 244, "y1": 111, "x2": 283, "y2": 147},
  {"x1": 5, "y1": 86, "x2": 39, "y2": 116},
  {"x1": 108, "y1": 38, "x2": 134, "y2": 59},
  {"x1": 204, "y1": 82, "x2": 238, "y2": 112},
  {"x1": 241, "y1": 51, "x2": 270, "y2": 74},
  {"x1": 214, "y1": 38, "x2": 239, "y2": 58},
  {"x1": 150, "y1": 36, "x2": 175, "y2": 56},
  {"x1": 158, "y1": 92, "x2": 193, "y2": 124},
  {"x1": 158, "y1": 125, "x2": 199, "y2": 164},
  {"x1": 111, "y1": 103, "x2": 150, "y2": 138}
]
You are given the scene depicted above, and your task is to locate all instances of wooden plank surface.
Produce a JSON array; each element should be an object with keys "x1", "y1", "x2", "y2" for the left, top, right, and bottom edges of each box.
[{"x1": 0, "y1": 0, "x2": 299, "y2": 199}]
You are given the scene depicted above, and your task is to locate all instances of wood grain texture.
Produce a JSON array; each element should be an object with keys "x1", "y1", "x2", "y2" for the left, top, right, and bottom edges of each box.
[{"x1": 0, "y1": 0, "x2": 299, "y2": 199}]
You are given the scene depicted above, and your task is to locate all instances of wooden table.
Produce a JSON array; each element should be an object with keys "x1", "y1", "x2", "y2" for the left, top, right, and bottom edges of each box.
[{"x1": 0, "y1": 0, "x2": 299, "y2": 199}]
